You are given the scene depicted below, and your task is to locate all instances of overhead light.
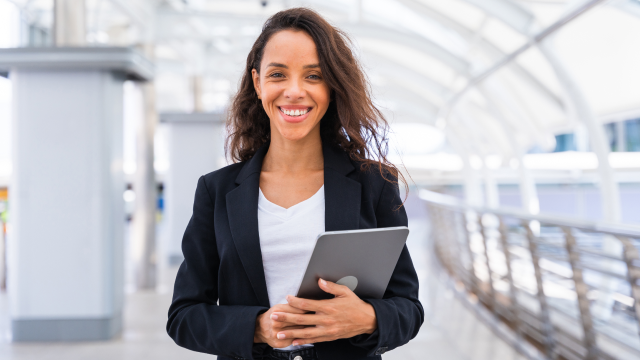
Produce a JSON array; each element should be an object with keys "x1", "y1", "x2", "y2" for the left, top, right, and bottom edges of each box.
[
  {"x1": 469, "y1": 155, "x2": 483, "y2": 170},
  {"x1": 485, "y1": 155, "x2": 502, "y2": 169}
]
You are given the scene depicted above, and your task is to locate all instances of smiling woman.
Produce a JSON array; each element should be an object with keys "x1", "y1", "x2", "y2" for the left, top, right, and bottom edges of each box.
[{"x1": 167, "y1": 7, "x2": 423, "y2": 360}]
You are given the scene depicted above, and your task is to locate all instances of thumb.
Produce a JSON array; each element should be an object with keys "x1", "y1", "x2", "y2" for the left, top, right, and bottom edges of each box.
[{"x1": 318, "y1": 278, "x2": 351, "y2": 297}]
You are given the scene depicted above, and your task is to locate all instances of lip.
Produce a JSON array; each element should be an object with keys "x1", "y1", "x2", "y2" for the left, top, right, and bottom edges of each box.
[{"x1": 278, "y1": 106, "x2": 312, "y2": 123}]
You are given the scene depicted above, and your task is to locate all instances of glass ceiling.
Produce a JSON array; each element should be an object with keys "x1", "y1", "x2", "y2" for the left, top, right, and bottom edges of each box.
[{"x1": 1, "y1": 0, "x2": 640, "y2": 175}]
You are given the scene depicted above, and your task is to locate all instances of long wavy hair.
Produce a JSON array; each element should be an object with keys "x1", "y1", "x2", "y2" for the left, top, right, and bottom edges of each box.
[{"x1": 226, "y1": 7, "x2": 407, "y2": 193}]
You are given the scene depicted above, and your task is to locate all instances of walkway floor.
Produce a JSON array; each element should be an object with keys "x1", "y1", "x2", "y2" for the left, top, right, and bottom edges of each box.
[{"x1": 0, "y1": 196, "x2": 527, "y2": 360}]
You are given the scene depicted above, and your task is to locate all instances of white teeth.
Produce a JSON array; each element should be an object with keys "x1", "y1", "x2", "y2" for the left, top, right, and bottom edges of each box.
[
  {"x1": 281, "y1": 108, "x2": 309, "y2": 116},
  {"x1": 280, "y1": 108, "x2": 309, "y2": 116}
]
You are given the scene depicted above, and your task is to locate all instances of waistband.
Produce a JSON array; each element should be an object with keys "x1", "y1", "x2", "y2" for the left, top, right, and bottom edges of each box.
[{"x1": 266, "y1": 346, "x2": 318, "y2": 360}]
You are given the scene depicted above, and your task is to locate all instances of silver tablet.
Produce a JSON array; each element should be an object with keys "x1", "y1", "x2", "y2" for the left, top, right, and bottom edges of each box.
[{"x1": 296, "y1": 226, "x2": 409, "y2": 300}]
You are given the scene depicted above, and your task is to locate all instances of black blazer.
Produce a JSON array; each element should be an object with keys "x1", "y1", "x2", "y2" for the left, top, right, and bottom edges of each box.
[{"x1": 167, "y1": 141, "x2": 424, "y2": 360}]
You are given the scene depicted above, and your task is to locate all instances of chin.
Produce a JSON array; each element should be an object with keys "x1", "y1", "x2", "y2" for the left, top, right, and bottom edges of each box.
[
  {"x1": 280, "y1": 130, "x2": 312, "y2": 142},
  {"x1": 275, "y1": 125, "x2": 316, "y2": 142}
]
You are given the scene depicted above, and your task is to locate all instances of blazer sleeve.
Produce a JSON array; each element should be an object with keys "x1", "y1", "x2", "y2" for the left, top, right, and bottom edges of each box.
[
  {"x1": 166, "y1": 176, "x2": 269, "y2": 360},
  {"x1": 348, "y1": 179, "x2": 424, "y2": 356}
]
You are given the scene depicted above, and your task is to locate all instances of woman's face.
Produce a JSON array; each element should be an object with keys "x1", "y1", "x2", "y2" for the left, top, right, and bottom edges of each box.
[{"x1": 252, "y1": 30, "x2": 331, "y2": 143}]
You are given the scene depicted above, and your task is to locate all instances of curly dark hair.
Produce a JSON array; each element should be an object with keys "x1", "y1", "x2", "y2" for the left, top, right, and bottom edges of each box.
[{"x1": 225, "y1": 7, "x2": 406, "y2": 192}]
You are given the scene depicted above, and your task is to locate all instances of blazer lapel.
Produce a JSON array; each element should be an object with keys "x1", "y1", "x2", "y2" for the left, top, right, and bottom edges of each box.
[
  {"x1": 225, "y1": 141, "x2": 362, "y2": 307},
  {"x1": 323, "y1": 143, "x2": 362, "y2": 231},
  {"x1": 226, "y1": 144, "x2": 271, "y2": 307}
]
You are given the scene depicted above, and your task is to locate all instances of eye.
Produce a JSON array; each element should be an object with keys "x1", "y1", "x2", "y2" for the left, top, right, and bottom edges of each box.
[
  {"x1": 269, "y1": 72, "x2": 284, "y2": 78},
  {"x1": 308, "y1": 74, "x2": 322, "y2": 80}
]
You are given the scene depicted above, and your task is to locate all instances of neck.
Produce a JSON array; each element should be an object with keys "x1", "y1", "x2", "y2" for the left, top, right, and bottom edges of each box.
[{"x1": 263, "y1": 128, "x2": 324, "y2": 173}]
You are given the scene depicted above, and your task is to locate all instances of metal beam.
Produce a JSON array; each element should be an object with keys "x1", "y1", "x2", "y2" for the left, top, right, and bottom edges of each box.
[
  {"x1": 463, "y1": 0, "x2": 535, "y2": 33},
  {"x1": 394, "y1": 0, "x2": 562, "y2": 108},
  {"x1": 155, "y1": 10, "x2": 471, "y2": 75},
  {"x1": 341, "y1": 24, "x2": 469, "y2": 74},
  {"x1": 440, "y1": 0, "x2": 608, "y2": 121}
]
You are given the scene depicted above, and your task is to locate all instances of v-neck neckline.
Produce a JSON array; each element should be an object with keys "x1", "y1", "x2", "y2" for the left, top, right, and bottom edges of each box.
[{"x1": 258, "y1": 185, "x2": 324, "y2": 218}]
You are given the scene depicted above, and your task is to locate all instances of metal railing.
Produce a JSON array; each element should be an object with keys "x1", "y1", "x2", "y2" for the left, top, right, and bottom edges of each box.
[{"x1": 420, "y1": 190, "x2": 640, "y2": 360}]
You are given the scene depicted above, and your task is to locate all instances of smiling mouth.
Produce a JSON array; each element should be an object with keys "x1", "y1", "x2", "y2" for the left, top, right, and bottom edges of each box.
[{"x1": 278, "y1": 107, "x2": 312, "y2": 117}]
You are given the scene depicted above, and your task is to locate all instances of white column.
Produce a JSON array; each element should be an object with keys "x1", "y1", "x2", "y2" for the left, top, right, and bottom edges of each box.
[
  {"x1": 517, "y1": 159, "x2": 540, "y2": 214},
  {"x1": 483, "y1": 167, "x2": 500, "y2": 209},
  {"x1": 0, "y1": 48, "x2": 153, "y2": 341},
  {"x1": 445, "y1": 128, "x2": 484, "y2": 206},
  {"x1": 540, "y1": 37, "x2": 622, "y2": 321},
  {"x1": 53, "y1": 0, "x2": 86, "y2": 46},
  {"x1": 131, "y1": 81, "x2": 157, "y2": 289},
  {"x1": 539, "y1": 41, "x2": 621, "y2": 223},
  {"x1": 162, "y1": 113, "x2": 224, "y2": 265}
]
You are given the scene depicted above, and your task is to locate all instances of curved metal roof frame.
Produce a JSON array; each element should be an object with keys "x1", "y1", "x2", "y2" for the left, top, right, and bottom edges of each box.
[
  {"x1": 13, "y1": 0, "x2": 617, "y2": 162},
  {"x1": 151, "y1": 10, "x2": 535, "y2": 157},
  {"x1": 150, "y1": 0, "x2": 578, "y2": 160}
]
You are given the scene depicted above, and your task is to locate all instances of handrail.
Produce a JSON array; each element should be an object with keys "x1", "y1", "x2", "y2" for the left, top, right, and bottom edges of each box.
[
  {"x1": 421, "y1": 189, "x2": 640, "y2": 360},
  {"x1": 419, "y1": 189, "x2": 640, "y2": 238}
]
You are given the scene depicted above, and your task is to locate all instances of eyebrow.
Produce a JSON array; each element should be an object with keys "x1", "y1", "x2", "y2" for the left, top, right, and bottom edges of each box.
[{"x1": 266, "y1": 62, "x2": 320, "y2": 69}]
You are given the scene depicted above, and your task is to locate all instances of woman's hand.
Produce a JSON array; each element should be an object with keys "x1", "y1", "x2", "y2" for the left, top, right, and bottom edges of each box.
[
  {"x1": 254, "y1": 303, "x2": 309, "y2": 348},
  {"x1": 271, "y1": 278, "x2": 378, "y2": 346}
]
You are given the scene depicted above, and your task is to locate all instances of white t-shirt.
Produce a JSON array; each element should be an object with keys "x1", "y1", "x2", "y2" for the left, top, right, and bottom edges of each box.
[{"x1": 258, "y1": 185, "x2": 325, "y2": 350}]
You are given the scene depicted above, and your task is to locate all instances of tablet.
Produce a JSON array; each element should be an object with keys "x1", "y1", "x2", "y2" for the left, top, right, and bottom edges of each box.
[{"x1": 296, "y1": 226, "x2": 409, "y2": 300}]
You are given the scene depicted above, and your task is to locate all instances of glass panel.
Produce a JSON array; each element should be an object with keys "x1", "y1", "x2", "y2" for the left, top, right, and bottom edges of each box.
[
  {"x1": 357, "y1": 37, "x2": 459, "y2": 87},
  {"x1": 555, "y1": 7, "x2": 640, "y2": 119},
  {"x1": 418, "y1": 0, "x2": 488, "y2": 31},
  {"x1": 516, "y1": 47, "x2": 562, "y2": 97},
  {"x1": 482, "y1": 18, "x2": 527, "y2": 54}
]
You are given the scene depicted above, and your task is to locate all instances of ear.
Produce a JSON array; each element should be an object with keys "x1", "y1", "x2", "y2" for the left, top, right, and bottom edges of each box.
[{"x1": 251, "y1": 69, "x2": 261, "y2": 99}]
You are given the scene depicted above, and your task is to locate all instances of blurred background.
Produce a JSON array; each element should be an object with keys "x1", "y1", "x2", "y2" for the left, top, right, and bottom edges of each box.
[{"x1": 0, "y1": 0, "x2": 639, "y2": 359}]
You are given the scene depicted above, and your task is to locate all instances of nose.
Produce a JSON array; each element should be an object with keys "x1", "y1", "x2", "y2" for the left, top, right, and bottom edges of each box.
[{"x1": 283, "y1": 78, "x2": 306, "y2": 100}]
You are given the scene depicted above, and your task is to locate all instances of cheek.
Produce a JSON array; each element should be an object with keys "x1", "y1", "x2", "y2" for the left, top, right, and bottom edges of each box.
[
  {"x1": 314, "y1": 86, "x2": 331, "y2": 111},
  {"x1": 261, "y1": 85, "x2": 283, "y2": 109}
]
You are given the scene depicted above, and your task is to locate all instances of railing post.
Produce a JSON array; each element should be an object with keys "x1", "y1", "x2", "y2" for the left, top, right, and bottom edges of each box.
[
  {"x1": 524, "y1": 221, "x2": 557, "y2": 359},
  {"x1": 446, "y1": 208, "x2": 468, "y2": 282},
  {"x1": 498, "y1": 217, "x2": 523, "y2": 348},
  {"x1": 460, "y1": 211, "x2": 479, "y2": 293},
  {"x1": 430, "y1": 206, "x2": 448, "y2": 271},
  {"x1": 618, "y1": 236, "x2": 640, "y2": 339},
  {"x1": 562, "y1": 227, "x2": 598, "y2": 359},
  {"x1": 479, "y1": 213, "x2": 497, "y2": 312},
  {"x1": 442, "y1": 207, "x2": 460, "y2": 278}
]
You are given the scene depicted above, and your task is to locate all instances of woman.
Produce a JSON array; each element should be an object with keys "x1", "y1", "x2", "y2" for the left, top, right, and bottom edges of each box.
[{"x1": 167, "y1": 8, "x2": 423, "y2": 360}]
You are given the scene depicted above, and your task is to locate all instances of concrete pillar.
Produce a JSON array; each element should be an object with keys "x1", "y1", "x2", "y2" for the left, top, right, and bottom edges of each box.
[
  {"x1": 131, "y1": 81, "x2": 157, "y2": 290},
  {"x1": 483, "y1": 168, "x2": 500, "y2": 209},
  {"x1": 160, "y1": 112, "x2": 224, "y2": 265},
  {"x1": 53, "y1": 0, "x2": 86, "y2": 46},
  {"x1": 0, "y1": 47, "x2": 153, "y2": 341},
  {"x1": 192, "y1": 75, "x2": 204, "y2": 113},
  {"x1": 517, "y1": 159, "x2": 540, "y2": 214},
  {"x1": 539, "y1": 41, "x2": 621, "y2": 223}
]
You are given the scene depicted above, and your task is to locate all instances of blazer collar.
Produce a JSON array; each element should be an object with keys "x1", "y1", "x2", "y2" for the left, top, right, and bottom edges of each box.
[
  {"x1": 234, "y1": 140, "x2": 355, "y2": 185},
  {"x1": 227, "y1": 139, "x2": 361, "y2": 307}
]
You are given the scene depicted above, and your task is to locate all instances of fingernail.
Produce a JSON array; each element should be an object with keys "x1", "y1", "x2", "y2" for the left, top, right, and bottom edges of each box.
[
  {"x1": 277, "y1": 333, "x2": 285, "y2": 339},
  {"x1": 286, "y1": 295, "x2": 291, "y2": 301},
  {"x1": 271, "y1": 314, "x2": 278, "y2": 320},
  {"x1": 292, "y1": 341, "x2": 299, "y2": 346},
  {"x1": 320, "y1": 278, "x2": 327, "y2": 286}
]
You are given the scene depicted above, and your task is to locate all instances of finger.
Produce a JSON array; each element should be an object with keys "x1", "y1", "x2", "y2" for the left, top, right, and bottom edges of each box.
[
  {"x1": 286, "y1": 295, "x2": 323, "y2": 312},
  {"x1": 274, "y1": 325, "x2": 308, "y2": 332},
  {"x1": 272, "y1": 304, "x2": 307, "y2": 314},
  {"x1": 318, "y1": 278, "x2": 352, "y2": 297},
  {"x1": 271, "y1": 312, "x2": 323, "y2": 326},
  {"x1": 277, "y1": 326, "x2": 325, "y2": 341}
]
